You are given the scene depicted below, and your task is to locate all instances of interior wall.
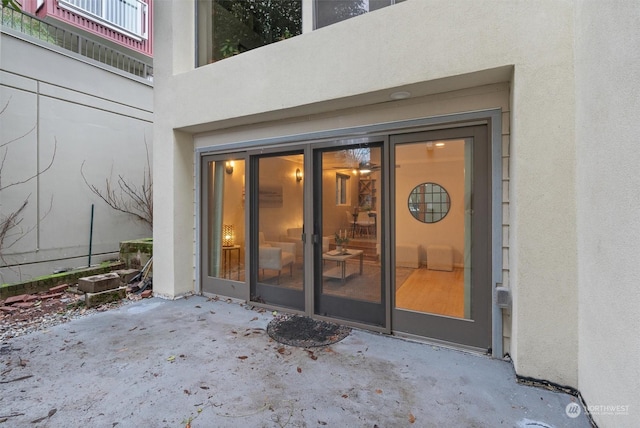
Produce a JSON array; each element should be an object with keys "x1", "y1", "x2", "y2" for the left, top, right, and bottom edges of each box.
[
  {"x1": 257, "y1": 157, "x2": 304, "y2": 241},
  {"x1": 396, "y1": 141, "x2": 465, "y2": 266}
]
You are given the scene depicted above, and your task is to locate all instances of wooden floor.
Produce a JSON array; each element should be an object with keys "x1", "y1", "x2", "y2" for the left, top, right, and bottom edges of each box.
[{"x1": 395, "y1": 267, "x2": 465, "y2": 318}]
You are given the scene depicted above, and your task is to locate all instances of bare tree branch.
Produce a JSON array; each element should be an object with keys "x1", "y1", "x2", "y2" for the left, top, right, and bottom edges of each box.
[
  {"x1": 0, "y1": 198, "x2": 28, "y2": 253},
  {"x1": 80, "y1": 138, "x2": 153, "y2": 228},
  {"x1": 0, "y1": 138, "x2": 56, "y2": 192},
  {"x1": 0, "y1": 124, "x2": 36, "y2": 150},
  {"x1": 0, "y1": 98, "x2": 55, "y2": 276}
]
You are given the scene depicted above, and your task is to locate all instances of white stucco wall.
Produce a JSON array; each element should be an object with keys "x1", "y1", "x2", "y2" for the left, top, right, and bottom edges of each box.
[
  {"x1": 0, "y1": 31, "x2": 153, "y2": 283},
  {"x1": 575, "y1": 2, "x2": 640, "y2": 427},
  {"x1": 154, "y1": 0, "x2": 579, "y2": 388}
]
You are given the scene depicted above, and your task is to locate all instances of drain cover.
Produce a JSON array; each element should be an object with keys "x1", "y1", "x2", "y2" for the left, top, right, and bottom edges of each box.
[{"x1": 267, "y1": 314, "x2": 351, "y2": 347}]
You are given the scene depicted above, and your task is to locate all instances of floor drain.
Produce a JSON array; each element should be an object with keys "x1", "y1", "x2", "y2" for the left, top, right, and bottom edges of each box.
[{"x1": 267, "y1": 314, "x2": 351, "y2": 347}]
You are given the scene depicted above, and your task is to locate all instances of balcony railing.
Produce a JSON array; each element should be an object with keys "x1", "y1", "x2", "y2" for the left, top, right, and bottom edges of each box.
[
  {"x1": 58, "y1": 0, "x2": 148, "y2": 40},
  {"x1": 1, "y1": 6, "x2": 153, "y2": 80}
]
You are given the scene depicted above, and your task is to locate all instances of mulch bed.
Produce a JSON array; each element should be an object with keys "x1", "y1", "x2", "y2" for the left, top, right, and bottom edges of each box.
[{"x1": 267, "y1": 314, "x2": 351, "y2": 347}]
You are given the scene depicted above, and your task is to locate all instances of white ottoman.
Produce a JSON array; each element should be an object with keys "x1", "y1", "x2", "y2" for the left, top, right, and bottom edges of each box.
[
  {"x1": 427, "y1": 245, "x2": 453, "y2": 271},
  {"x1": 396, "y1": 244, "x2": 419, "y2": 268}
]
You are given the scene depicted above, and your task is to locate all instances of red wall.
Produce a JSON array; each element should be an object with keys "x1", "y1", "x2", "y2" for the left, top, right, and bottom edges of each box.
[{"x1": 21, "y1": 0, "x2": 153, "y2": 57}]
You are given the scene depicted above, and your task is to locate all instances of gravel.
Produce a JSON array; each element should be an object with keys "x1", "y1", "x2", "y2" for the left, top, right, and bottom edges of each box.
[{"x1": 0, "y1": 293, "x2": 136, "y2": 343}]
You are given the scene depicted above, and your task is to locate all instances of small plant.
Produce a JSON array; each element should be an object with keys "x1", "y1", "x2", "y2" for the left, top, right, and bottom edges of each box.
[{"x1": 220, "y1": 39, "x2": 240, "y2": 58}]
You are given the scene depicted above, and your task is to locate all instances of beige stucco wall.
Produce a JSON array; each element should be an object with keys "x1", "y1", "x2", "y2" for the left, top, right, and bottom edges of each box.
[
  {"x1": 154, "y1": 0, "x2": 578, "y2": 389},
  {"x1": 575, "y1": 2, "x2": 640, "y2": 427}
]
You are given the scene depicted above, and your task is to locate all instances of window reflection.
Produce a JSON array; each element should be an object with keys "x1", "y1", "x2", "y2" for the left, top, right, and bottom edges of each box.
[
  {"x1": 315, "y1": 0, "x2": 405, "y2": 29},
  {"x1": 197, "y1": 0, "x2": 302, "y2": 65}
]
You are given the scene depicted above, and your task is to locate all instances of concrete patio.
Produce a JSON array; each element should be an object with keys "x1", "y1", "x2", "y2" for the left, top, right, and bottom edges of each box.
[{"x1": 0, "y1": 296, "x2": 592, "y2": 427}]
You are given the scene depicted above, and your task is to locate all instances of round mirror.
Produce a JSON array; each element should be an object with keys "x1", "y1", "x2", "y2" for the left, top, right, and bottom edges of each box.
[{"x1": 408, "y1": 182, "x2": 450, "y2": 223}]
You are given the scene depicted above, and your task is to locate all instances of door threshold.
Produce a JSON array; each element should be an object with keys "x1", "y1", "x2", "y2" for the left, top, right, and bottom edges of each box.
[{"x1": 391, "y1": 330, "x2": 491, "y2": 357}]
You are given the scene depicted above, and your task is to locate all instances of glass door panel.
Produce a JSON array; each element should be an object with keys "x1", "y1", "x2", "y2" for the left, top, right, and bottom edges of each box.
[
  {"x1": 392, "y1": 126, "x2": 491, "y2": 350},
  {"x1": 201, "y1": 156, "x2": 246, "y2": 299},
  {"x1": 314, "y1": 143, "x2": 385, "y2": 326},
  {"x1": 251, "y1": 152, "x2": 305, "y2": 310},
  {"x1": 395, "y1": 138, "x2": 470, "y2": 319}
]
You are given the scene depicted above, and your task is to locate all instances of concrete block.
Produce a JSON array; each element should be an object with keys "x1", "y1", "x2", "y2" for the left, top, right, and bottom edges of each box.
[
  {"x1": 115, "y1": 269, "x2": 140, "y2": 283},
  {"x1": 78, "y1": 273, "x2": 122, "y2": 293},
  {"x1": 85, "y1": 286, "x2": 127, "y2": 308}
]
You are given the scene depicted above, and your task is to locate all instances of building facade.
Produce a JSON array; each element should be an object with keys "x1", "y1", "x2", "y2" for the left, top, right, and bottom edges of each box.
[
  {"x1": 0, "y1": 1, "x2": 153, "y2": 283},
  {"x1": 152, "y1": 2, "x2": 640, "y2": 427}
]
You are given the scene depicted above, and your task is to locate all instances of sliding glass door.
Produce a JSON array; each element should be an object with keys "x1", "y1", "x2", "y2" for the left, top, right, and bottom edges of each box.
[
  {"x1": 313, "y1": 142, "x2": 385, "y2": 327},
  {"x1": 200, "y1": 121, "x2": 494, "y2": 349},
  {"x1": 249, "y1": 151, "x2": 305, "y2": 310},
  {"x1": 391, "y1": 126, "x2": 491, "y2": 350},
  {"x1": 201, "y1": 155, "x2": 246, "y2": 299}
]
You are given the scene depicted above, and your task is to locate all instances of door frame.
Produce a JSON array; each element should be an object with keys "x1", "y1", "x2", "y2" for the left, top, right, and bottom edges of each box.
[
  {"x1": 195, "y1": 108, "x2": 503, "y2": 356},
  {"x1": 390, "y1": 125, "x2": 492, "y2": 351},
  {"x1": 199, "y1": 152, "x2": 249, "y2": 300},
  {"x1": 311, "y1": 140, "x2": 387, "y2": 328}
]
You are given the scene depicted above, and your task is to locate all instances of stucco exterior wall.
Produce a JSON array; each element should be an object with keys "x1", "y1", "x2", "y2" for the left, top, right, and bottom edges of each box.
[
  {"x1": 0, "y1": 31, "x2": 153, "y2": 283},
  {"x1": 154, "y1": 0, "x2": 578, "y2": 388},
  {"x1": 575, "y1": 2, "x2": 640, "y2": 426}
]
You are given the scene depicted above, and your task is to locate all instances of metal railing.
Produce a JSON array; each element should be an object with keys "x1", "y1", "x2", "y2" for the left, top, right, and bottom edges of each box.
[
  {"x1": 58, "y1": 0, "x2": 148, "y2": 40},
  {"x1": 1, "y1": 6, "x2": 153, "y2": 80}
]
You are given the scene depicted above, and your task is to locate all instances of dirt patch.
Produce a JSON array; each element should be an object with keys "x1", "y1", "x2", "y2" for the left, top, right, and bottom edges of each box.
[
  {"x1": 0, "y1": 285, "x2": 146, "y2": 342},
  {"x1": 267, "y1": 314, "x2": 350, "y2": 347}
]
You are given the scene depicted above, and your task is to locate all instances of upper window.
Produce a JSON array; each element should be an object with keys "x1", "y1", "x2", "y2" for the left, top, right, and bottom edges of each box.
[
  {"x1": 314, "y1": 0, "x2": 405, "y2": 29},
  {"x1": 196, "y1": 0, "x2": 405, "y2": 66},
  {"x1": 197, "y1": 0, "x2": 302, "y2": 66},
  {"x1": 58, "y1": 0, "x2": 149, "y2": 40},
  {"x1": 336, "y1": 173, "x2": 350, "y2": 206}
]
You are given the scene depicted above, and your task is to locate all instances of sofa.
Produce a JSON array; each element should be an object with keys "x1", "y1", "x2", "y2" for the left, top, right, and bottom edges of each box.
[
  {"x1": 258, "y1": 232, "x2": 296, "y2": 283},
  {"x1": 280, "y1": 228, "x2": 330, "y2": 257}
]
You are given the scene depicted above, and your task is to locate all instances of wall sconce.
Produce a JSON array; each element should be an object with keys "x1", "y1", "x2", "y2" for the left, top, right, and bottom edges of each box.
[
  {"x1": 222, "y1": 224, "x2": 234, "y2": 247},
  {"x1": 225, "y1": 161, "x2": 234, "y2": 175},
  {"x1": 295, "y1": 168, "x2": 303, "y2": 182}
]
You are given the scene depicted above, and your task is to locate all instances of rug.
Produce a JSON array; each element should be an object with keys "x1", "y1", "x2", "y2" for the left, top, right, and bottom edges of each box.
[{"x1": 267, "y1": 314, "x2": 351, "y2": 347}]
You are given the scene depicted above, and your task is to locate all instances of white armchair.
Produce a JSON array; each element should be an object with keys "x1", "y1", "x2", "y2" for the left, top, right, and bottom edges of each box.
[{"x1": 258, "y1": 232, "x2": 296, "y2": 283}]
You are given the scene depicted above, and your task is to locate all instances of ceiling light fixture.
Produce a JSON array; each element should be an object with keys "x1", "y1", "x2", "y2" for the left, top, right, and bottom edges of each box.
[{"x1": 390, "y1": 91, "x2": 411, "y2": 100}]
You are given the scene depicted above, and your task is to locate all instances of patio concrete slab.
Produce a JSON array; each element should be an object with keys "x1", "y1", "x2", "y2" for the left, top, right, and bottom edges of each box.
[{"x1": 0, "y1": 296, "x2": 592, "y2": 427}]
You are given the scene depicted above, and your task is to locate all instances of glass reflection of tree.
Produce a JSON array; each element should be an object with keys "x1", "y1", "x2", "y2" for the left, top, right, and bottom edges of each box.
[
  {"x1": 316, "y1": 0, "x2": 368, "y2": 27},
  {"x1": 214, "y1": 0, "x2": 302, "y2": 60}
]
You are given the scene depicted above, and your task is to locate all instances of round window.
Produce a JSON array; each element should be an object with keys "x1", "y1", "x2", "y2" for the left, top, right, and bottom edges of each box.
[{"x1": 408, "y1": 182, "x2": 450, "y2": 223}]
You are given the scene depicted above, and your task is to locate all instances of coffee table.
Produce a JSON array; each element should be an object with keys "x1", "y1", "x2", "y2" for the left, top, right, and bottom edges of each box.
[{"x1": 322, "y1": 249, "x2": 364, "y2": 284}]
